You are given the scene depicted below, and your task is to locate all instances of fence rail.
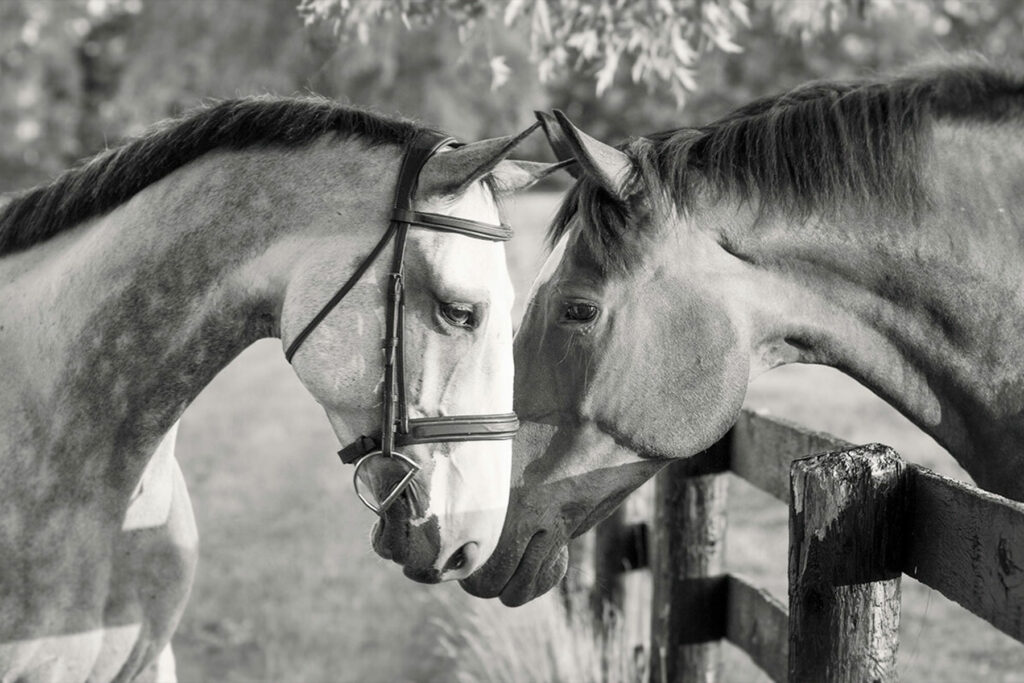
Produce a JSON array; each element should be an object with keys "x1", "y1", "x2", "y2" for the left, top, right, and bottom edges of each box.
[{"x1": 567, "y1": 408, "x2": 1024, "y2": 682}]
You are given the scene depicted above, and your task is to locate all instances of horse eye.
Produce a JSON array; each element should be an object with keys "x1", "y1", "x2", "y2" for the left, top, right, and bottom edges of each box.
[
  {"x1": 563, "y1": 302, "x2": 599, "y2": 324},
  {"x1": 440, "y1": 302, "x2": 477, "y2": 328}
]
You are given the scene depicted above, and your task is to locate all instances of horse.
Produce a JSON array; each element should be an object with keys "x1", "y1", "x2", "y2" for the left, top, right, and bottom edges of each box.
[
  {"x1": 460, "y1": 62, "x2": 1024, "y2": 607},
  {"x1": 0, "y1": 97, "x2": 547, "y2": 681}
]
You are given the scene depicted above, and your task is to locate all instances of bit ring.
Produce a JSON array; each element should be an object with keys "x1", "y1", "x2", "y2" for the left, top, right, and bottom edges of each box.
[{"x1": 351, "y1": 450, "x2": 420, "y2": 515}]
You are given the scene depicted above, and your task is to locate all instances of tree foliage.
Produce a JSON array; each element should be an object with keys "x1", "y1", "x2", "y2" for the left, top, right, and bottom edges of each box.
[
  {"x1": 0, "y1": 0, "x2": 546, "y2": 192},
  {"x1": 3, "y1": 0, "x2": 1024, "y2": 194},
  {"x1": 1, "y1": 0, "x2": 141, "y2": 183},
  {"x1": 297, "y1": 0, "x2": 872, "y2": 103},
  {"x1": 544, "y1": 0, "x2": 1024, "y2": 142}
]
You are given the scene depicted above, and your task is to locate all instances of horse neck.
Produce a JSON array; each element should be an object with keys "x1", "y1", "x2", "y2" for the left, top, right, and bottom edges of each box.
[
  {"x1": 0, "y1": 140, "x2": 386, "y2": 504},
  {"x1": 713, "y1": 120, "x2": 1024, "y2": 496}
]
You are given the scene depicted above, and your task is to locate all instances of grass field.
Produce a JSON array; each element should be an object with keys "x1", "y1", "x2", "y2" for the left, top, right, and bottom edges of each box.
[{"x1": 172, "y1": 192, "x2": 1024, "y2": 682}]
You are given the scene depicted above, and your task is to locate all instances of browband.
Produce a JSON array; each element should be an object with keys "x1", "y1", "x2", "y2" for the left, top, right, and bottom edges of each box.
[{"x1": 391, "y1": 209, "x2": 513, "y2": 241}]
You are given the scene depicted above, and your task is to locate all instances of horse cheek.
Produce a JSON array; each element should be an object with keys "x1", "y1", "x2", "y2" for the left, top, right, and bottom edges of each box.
[{"x1": 595, "y1": 295, "x2": 748, "y2": 459}]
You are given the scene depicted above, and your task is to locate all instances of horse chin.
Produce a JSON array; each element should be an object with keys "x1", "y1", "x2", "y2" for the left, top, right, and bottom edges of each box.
[
  {"x1": 461, "y1": 530, "x2": 569, "y2": 606},
  {"x1": 499, "y1": 543, "x2": 569, "y2": 607}
]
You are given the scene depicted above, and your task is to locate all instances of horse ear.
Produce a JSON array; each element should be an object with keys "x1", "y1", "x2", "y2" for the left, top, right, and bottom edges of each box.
[
  {"x1": 488, "y1": 160, "x2": 566, "y2": 195},
  {"x1": 418, "y1": 123, "x2": 541, "y2": 197},
  {"x1": 535, "y1": 111, "x2": 580, "y2": 179},
  {"x1": 550, "y1": 110, "x2": 633, "y2": 201}
]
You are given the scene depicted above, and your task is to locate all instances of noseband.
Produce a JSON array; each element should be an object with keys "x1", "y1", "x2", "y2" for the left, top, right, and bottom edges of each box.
[{"x1": 284, "y1": 130, "x2": 520, "y2": 515}]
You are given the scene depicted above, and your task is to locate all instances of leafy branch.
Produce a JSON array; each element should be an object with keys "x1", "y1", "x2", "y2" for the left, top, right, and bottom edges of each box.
[{"x1": 297, "y1": 0, "x2": 865, "y2": 103}]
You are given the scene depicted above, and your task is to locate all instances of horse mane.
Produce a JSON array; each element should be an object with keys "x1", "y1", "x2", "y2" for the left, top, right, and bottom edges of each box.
[
  {"x1": 550, "y1": 61, "x2": 1024, "y2": 274},
  {"x1": 0, "y1": 97, "x2": 426, "y2": 256}
]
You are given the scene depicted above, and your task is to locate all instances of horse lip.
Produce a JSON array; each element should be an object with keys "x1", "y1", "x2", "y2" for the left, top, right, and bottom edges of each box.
[
  {"x1": 371, "y1": 519, "x2": 394, "y2": 561},
  {"x1": 491, "y1": 531, "x2": 563, "y2": 607}
]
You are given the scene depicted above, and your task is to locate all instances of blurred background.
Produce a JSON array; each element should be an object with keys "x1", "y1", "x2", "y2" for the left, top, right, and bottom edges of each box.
[
  {"x1": 4, "y1": 0, "x2": 1024, "y2": 193},
  {"x1": 4, "y1": 0, "x2": 1024, "y2": 681}
]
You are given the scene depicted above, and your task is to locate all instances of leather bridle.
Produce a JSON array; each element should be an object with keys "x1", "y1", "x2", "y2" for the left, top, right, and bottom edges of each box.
[{"x1": 284, "y1": 129, "x2": 521, "y2": 515}]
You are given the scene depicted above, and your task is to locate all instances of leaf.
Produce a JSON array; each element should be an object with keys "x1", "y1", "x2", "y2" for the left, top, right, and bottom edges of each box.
[
  {"x1": 533, "y1": 0, "x2": 551, "y2": 41},
  {"x1": 566, "y1": 28, "x2": 599, "y2": 59},
  {"x1": 675, "y1": 64, "x2": 698, "y2": 92},
  {"x1": 670, "y1": 22, "x2": 696, "y2": 65},
  {"x1": 595, "y1": 44, "x2": 619, "y2": 94},
  {"x1": 630, "y1": 53, "x2": 646, "y2": 82},
  {"x1": 504, "y1": 0, "x2": 528, "y2": 26},
  {"x1": 730, "y1": 0, "x2": 751, "y2": 27},
  {"x1": 489, "y1": 54, "x2": 511, "y2": 90},
  {"x1": 538, "y1": 55, "x2": 555, "y2": 83}
]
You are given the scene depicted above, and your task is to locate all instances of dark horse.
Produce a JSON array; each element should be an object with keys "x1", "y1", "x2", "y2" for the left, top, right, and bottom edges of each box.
[{"x1": 462, "y1": 63, "x2": 1024, "y2": 606}]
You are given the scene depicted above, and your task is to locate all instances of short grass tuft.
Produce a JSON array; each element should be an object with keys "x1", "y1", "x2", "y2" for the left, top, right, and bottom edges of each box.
[{"x1": 431, "y1": 590, "x2": 644, "y2": 683}]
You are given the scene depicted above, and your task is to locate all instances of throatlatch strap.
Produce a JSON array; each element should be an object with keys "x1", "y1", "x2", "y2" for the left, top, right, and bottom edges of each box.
[{"x1": 284, "y1": 222, "x2": 398, "y2": 363}]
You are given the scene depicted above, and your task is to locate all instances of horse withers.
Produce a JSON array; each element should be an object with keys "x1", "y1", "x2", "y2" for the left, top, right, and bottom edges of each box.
[
  {"x1": 462, "y1": 62, "x2": 1024, "y2": 607},
  {"x1": 0, "y1": 99, "x2": 547, "y2": 682}
]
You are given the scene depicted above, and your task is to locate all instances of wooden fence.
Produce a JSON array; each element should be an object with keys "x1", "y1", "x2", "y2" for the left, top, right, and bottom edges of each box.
[{"x1": 566, "y1": 408, "x2": 1024, "y2": 682}]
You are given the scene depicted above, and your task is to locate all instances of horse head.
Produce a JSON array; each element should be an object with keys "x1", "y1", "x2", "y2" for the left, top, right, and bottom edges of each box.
[
  {"x1": 462, "y1": 111, "x2": 752, "y2": 604},
  {"x1": 283, "y1": 127, "x2": 555, "y2": 582}
]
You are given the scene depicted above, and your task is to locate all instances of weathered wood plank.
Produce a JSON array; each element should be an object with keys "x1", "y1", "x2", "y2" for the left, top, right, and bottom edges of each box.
[
  {"x1": 731, "y1": 410, "x2": 851, "y2": 504},
  {"x1": 565, "y1": 480, "x2": 655, "y2": 614},
  {"x1": 570, "y1": 481, "x2": 655, "y2": 676},
  {"x1": 649, "y1": 464, "x2": 729, "y2": 683},
  {"x1": 561, "y1": 530, "x2": 596, "y2": 614},
  {"x1": 591, "y1": 510, "x2": 645, "y2": 615},
  {"x1": 789, "y1": 445, "x2": 904, "y2": 683},
  {"x1": 724, "y1": 574, "x2": 789, "y2": 682},
  {"x1": 904, "y1": 465, "x2": 1024, "y2": 642}
]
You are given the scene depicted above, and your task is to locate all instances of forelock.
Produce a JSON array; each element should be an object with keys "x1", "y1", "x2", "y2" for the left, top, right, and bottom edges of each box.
[{"x1": 545, "y1": 149, "x2": 661, "y2": 276}]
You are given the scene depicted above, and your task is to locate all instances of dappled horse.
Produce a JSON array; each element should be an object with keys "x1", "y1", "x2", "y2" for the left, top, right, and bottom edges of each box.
[
  {"x1": 461, "y1": 63, "x2": 1024, "y2": 606},
  {"x1": 0, "y1": 99, "x2": 546, "y2": 681}
]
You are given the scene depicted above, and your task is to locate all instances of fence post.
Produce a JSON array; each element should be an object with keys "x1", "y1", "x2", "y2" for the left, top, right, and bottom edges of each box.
[
  {"x1": 562, "y1": 481, "x2": 653, "y2": 675},
  {"x1": 789, "y1": 445, "x2": 905, "y2": 683},
  {"x1": 590, "y1": 490, "x2": 651, "y2": 615},
  {"x1": 562, "y1": 530, "x2": 597, "y2": 614},
  {"x1": 649, "y1": 458, "x2": 729, "y2": 683}
]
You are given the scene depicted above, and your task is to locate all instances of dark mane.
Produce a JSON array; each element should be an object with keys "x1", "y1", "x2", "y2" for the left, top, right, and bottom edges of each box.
[
  {"x1": 550, "y1": 62, "x2": 1024, "y2": 273},
  {"x1": 0, "y1": 97, "x2": 425, "y2": 255}
]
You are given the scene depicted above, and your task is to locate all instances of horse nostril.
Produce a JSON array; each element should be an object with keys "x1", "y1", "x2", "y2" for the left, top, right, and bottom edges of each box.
[
  {"x1": 443, "y1": 542, "x2": 479, "y2": 575},
  {"x1": 447, "y1": 549, "x2": 466, "y2": 571}
]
